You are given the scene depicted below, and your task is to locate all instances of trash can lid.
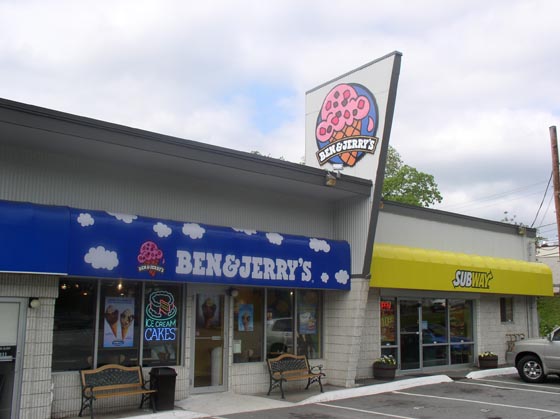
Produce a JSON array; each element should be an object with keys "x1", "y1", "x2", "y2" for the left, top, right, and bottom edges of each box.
[{"x1": 150, "y1": 367, "x2": 177, "y2": 376}]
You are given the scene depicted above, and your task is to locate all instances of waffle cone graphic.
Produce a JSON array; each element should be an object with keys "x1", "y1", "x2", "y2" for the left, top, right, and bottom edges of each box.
[
  {"x1": 330, "y1": 119, "x2": 361, "y2": 166},
  {"x1": 110, "y1": 322, "x2": 118, "y2": 338},
  {"x1": 121, "y1": 325, "x2": 130, "y2": 340}
]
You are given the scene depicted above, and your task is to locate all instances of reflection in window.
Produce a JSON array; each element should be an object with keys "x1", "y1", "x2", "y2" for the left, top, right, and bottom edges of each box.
[
  {"x1": 266, "y1": 289, "x2": 293, "y2": 358},
  {"x1": 297, "y1": 290, "x2": 322, "y2": 359},
  {"x1": 449, "y1": 299, "x2": 474, "y2": 365},
  {"x1": 52, "y1": 279, "x2": 97, "y2": 371},
  {"x1": 233, "y1": 288, "x2": 264, "y2": 363},
  {"x1": 422, "y1": 299, "x2": 447, "y2": 344},
  {"x1": 143, "y1": 283, "x2": 182, "y2": 367}
]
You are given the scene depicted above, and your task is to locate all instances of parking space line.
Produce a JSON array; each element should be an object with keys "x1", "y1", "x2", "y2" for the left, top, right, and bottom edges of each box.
[
  {"x1": 460, "y1": 380, "x2": 560, "y2": 395},
  {"x1": 474, "y1": 378, "x2": 560, "y2": 391},
  {"x1": 317, "y1": 403, "x2": 419, "y2": 419},
  {"x1": 394, "y1": 391, "x2": 560, "y2": 415}
]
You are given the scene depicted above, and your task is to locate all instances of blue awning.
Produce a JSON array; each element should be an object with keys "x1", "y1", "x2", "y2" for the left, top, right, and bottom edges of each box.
[{"x1": 0, "y1": 200, "x2": 351, "y2": 290}]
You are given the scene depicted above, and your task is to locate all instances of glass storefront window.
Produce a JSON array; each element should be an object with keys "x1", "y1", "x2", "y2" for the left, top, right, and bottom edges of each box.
[
  {"x1": 143, "y1": 283, "x2": 182, "y2": 367},
  {"x1": 53, "y1": 279, "x2": 183, "y2": 371},
  {"x1": 379, "y1": 297, "x2": 475, "y2": 369},
  {"x1": 52, "y1": 279, "x2": 97, "y2": 371},
  {"x1": 297, "y1": 290, "x2": 322, "y2": 359},
  {"x1": 233, "y1": 288, "x2": 264, "y2": 363},
  {"x1": 450, "y1": 299, "x2": 474, "y2": 365},
  {"x1": 380, "y1": 298, "x2": 397, "y2": 346},
  {"x1": 266, "y1": 289, "x2": 294, "y2": 358}
]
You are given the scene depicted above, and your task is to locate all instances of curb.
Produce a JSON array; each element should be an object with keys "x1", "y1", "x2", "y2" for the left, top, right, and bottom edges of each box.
[
  {"x1": 465, "y1": 366, "x2": 517, "y2": 379},
  {"x1": 298, "y1": 375, "x2": 453, "y2": 405}
]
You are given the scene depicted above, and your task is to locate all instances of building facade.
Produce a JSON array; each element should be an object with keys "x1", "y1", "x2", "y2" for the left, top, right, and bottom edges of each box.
[{"x1": 0, "y1": 99, "x2": 552, "y2": 419}]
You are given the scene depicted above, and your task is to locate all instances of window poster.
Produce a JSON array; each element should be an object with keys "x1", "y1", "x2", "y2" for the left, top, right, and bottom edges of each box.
[
  {"x1": 103, "y1": 297, "x2": 135, "y2": 348},
  {"x1": 298, "y1": 304, "x2": 317, "y2": 334},
  {"x1": 197, "y1": 294, "x2": 221, "y2": 329},
  {"x1": 238, "y1": 304, "x2": 254, "y2": 332}
]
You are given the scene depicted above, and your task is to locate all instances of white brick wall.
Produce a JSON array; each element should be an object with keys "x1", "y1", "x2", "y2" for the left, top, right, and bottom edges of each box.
[
  {"x1": 476, "y1": 295, "x2": 531, "y2": 364},
  {"x1": 1, "y1": 274, "x2": 57, "y2": 419},
  {"x1": 323, "y1": 278, "x2": 369, "y2": 387}
]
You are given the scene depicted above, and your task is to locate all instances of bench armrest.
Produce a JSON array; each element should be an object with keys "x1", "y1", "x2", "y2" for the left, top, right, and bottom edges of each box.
[
  {"x1": 310, "y1": 364, "x2": 323, "y2": 374},
  {"x1": 82, "y1": 385, "x2": 95, "y2": 398}
]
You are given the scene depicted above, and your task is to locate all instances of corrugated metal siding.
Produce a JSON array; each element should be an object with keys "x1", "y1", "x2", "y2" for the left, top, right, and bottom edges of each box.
[
  {"x1": 376, "y1": 211, "x2": 529, "y2": 260},
  {"x1": 335, "y1": 198, "x2": 371, "y2": 273},
  {"x1": 1, "y1": 145, "x2": 336, "y2": 239}
]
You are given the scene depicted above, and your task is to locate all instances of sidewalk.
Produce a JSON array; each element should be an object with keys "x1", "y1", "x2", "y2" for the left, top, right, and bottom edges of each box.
[{"x1": 80, "y1": 367, "x2": 517, "y2": 419}]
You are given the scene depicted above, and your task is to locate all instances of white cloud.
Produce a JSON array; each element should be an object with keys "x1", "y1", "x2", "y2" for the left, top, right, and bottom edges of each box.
[
  {"x1": 84, "y1": 246, "x2": 119, "y2": 270},
  {"x1": 107, "y1": 212, "x2": 137, "y2": 224},
  {"x1": 77, "y1": 213, "x2": 94, "y2": 227},
  {"x1": 309, "y1": 238, "x2": 331, "y2": 253},
  {"x1": 335, "y1": 270, "x2": 349, "y2": 285},
  {"x1": 153, "y1": 222, "x2": 172, "y2": 238},
  {"x1": 266, "y1": 232, "x2": 284, "y2": 245},
  {"x1": 233, "y1": 228, "x2": 257, "y2": 236},
  {"x1": 182, "y1": 223, "x2": 205, "y2": 239},
  {"x1": 321, "y1": 273, "x2": 329, "y2": 283}
]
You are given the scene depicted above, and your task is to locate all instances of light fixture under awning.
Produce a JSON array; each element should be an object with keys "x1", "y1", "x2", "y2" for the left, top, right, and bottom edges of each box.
[{"x1": 370, "y1": 244, "x2": 553, "y2": 296}]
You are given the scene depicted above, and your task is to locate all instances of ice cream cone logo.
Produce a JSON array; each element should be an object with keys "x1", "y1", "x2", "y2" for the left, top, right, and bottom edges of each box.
[
  {"x1": 137, "y1": 241, "x2": 165, "y2": 277},
  {"x1": 315, "y1": 83, "x2": 379, "y2": 167}
]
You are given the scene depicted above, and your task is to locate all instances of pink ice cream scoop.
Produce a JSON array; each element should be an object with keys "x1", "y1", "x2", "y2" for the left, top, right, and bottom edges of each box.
[{"x1": 316, "y1": 84, "x2": 371, "y2": 143}]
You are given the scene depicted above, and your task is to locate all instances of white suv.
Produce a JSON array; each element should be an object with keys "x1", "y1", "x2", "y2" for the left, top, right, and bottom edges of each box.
[{"x1": 511, "y1": 326, "x2": 560, "y2": 383}]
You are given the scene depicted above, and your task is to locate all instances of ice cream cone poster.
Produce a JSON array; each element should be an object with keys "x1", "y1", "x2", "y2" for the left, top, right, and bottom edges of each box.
[
  {"x1": 238, "y1": 304, "x2": 253, "y2": 332},
  {"x1": 197, "y1": 294, "x2": 220, "y2": 329},
  {"x1": 103, "y1": 297, "x2": 135, "y2": 348}
]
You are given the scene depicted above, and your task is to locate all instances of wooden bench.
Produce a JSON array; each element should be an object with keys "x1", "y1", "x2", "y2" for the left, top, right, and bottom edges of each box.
[
  {"x1": 78, "y1": 364, "x2": 156, "y2": 419},
  {"x1": 266, "y1": 353, "x2": 325, "y2": 399}
]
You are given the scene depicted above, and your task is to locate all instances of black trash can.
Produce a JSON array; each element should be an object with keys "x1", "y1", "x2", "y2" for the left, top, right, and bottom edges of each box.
[{"x1": 149, "y1": 367, "x2": 177, "y2": 411}]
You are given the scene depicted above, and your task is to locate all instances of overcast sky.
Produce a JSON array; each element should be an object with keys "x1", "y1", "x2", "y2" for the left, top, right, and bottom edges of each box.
[{"x1": 1, "y1": 0, "x2": 559, "y2": 242}]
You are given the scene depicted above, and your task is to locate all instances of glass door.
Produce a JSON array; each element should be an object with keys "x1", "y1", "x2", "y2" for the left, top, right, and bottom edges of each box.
[
  {"x1": 0, "y1": 299, "x2": 25, "y2": 419},
  {"x1": 399, "y1": 299, "x2": 421, "y2": 370},
  {"x1": 191, "y1": 290, "x2": 227, "y2": 393}
]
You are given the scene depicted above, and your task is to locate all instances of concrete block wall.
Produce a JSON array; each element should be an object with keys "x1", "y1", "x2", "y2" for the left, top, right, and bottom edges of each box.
[
  {"x1": 1, "y1": 274, "x2": 57, "y2": 419},
  {"x1": 476, "y1": 295, "x2": 530, "y2": 364},
  {"x1": 323, "y1": 278, "x2": 369, "y2": 387},
  {"x1": 356, "y1": 289, "x2": 379, "y2": 379}
]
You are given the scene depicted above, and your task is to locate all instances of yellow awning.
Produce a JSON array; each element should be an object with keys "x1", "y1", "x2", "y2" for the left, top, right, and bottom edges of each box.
[{"x1": 371, "y1": 244, "x2": 553, "y2": 296}]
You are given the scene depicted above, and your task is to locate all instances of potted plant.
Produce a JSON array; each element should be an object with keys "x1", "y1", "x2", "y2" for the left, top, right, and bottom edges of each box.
[
  {"x1": 478, "y1": 351, "x2": 498, "y2": 369},
  {"x1": 373, "y1": 355, "x2": 397, "y2": 380}
]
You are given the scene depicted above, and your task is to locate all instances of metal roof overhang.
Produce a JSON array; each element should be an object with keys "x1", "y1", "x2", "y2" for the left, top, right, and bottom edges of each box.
[
  {"x1": 0, "y1": 98, "x2": 372, "y2": 202},
  {"x1": 370, "y1": 244, "x2": 553, "y2": 296}
]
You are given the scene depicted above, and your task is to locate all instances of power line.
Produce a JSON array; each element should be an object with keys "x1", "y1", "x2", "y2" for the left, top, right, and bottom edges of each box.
[{"x1": 531, "y1": 171, "x2": 553, "y2": 227}]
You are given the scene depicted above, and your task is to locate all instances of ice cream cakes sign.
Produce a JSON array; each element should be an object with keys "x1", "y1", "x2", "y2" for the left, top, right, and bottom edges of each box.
[{"x1": 315, "y1": 83, "x2": 379, "y2": 167}]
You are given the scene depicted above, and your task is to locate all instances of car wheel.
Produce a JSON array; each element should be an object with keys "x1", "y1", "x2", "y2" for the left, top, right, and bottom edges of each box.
[{"x1": 517, "y1": 355, "x2": 545, "y2": 383}]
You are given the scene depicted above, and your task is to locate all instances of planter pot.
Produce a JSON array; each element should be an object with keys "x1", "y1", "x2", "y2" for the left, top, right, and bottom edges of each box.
[
  {"x1": 478, "y1": 356, "x2": 498, "y2": 369},
  {"x1": 373, "y1": 363, "x2": 397, "y2": 380}
]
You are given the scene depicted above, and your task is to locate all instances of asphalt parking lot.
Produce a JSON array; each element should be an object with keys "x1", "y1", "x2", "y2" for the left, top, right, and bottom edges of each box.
[{"x1": 224, "y1": 373, "x2": 560, "y2": 419}]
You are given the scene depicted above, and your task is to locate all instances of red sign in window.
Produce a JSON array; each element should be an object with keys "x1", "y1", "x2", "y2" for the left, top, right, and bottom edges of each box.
[{"x1": 380, "y1": 301, "x2": 392, "y2": 311}]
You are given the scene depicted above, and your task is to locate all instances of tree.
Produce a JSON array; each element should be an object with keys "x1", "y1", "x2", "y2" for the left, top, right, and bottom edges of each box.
[{"x1": 382, "y1": 146, "x2": 442, "y2": 207}]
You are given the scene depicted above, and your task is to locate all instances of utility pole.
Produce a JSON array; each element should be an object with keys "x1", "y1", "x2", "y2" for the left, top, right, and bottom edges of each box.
[{"x1": 550, "y1": 126, "x2": 560, "y2": 248}]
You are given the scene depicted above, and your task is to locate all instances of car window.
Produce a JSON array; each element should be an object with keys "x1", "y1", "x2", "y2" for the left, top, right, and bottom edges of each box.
[{"x1": 272, "y1": 319, "x2": 292, "y2": 332}]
